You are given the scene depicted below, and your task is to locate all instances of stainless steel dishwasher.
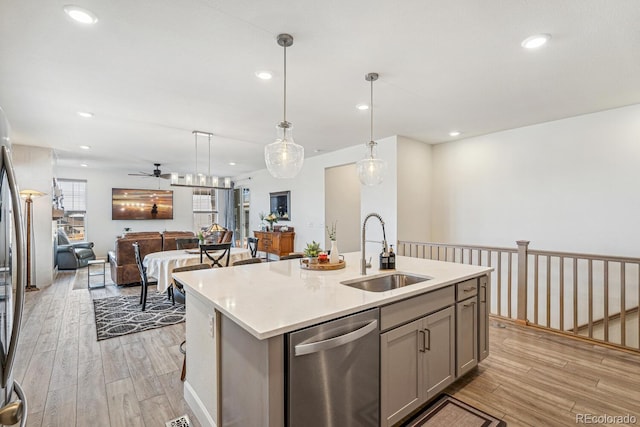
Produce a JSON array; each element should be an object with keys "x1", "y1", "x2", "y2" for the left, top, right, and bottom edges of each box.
[{"x1": 287, "y1": 308, "x2": 379, "y2": 427}]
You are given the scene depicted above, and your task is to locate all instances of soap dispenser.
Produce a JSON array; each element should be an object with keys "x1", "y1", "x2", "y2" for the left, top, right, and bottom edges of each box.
[
  {"x1": 388, "y1": 245, "x2": 396, "y2": 269},
  {"x1": 380, "y1": 242, "x2": 389, "y2": 270}
]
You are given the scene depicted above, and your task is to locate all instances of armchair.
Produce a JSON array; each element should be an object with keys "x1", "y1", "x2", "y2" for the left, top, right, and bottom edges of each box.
[{"x1": 56, "y1": 228, "x2": 96, "y2": 270}]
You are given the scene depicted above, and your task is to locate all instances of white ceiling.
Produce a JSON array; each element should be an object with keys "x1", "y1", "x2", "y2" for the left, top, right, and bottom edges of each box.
[{"x1": 1, "y1": 0, "x2": 639, "y2": 178}]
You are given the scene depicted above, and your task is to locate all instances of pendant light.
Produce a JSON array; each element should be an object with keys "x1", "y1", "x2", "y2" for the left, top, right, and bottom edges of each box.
[
  {"x1": 357, "y1": 73, "x2": 387, "y2": 186},
  {"x1": 264, "y1": 33, "x2": 304, "y2": 179},
  {"x1": 170, "y1": 131, "x2": 232, "y2": 189}
]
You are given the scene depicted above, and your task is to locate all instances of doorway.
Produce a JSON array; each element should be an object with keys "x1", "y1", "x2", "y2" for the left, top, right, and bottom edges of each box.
[{"x1": 324, "y1": 163, "x2": 360, "y2": 252}]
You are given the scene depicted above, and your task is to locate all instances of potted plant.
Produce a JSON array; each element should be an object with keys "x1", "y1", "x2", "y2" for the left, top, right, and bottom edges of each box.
[
  {"x1": 304, "y1": 241, "x2": 322, "y2": 263},
  {"x1": 265, "y1": 212, "x2": 278, "y2": 231}
]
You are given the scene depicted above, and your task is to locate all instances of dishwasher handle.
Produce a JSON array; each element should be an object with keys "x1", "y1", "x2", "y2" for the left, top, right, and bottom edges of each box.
[{"x1": 294, "y1": 320, "x2": 378, "y2": 356}]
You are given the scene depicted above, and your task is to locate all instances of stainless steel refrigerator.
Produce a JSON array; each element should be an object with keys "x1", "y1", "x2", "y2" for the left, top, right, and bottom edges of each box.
[{"x1": 0, "y1": 107, "x2": 27, "y2": 427}]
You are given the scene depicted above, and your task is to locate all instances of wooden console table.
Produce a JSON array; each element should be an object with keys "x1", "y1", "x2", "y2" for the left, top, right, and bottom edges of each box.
[{"x1": 253, "y1": 231, "x2": 295, "y2": 258}]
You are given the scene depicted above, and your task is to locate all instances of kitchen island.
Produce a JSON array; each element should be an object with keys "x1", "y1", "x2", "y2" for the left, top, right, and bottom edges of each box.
[{"x1": 174, "y1": 251, "x2": 492, "y2": 427}]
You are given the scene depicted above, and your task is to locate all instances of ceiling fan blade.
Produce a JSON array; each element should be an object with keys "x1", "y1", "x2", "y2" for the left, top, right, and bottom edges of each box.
[
  {"x1": 159, "y1": 173, "x2": 172, "y2": 179},
  {"x1": 128, "y1": 172, "x2": 152, "y2": 176}
]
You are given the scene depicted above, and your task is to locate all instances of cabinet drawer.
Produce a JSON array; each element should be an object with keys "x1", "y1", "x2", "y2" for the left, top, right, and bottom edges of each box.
[
  {"x1": 380, "y1": 286, "x2": 454, "y2": 332},
  {"x1": 456, "y1": 278, "x2": 478, "y2": 301}
]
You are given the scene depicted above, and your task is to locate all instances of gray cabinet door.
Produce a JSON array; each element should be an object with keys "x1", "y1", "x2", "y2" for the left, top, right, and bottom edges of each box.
[
  {"x1": 380, "y1": 318, "x2": 423, "y2": 427},
  {"x1": 456, "y1": 297, "x2": 478, "y2": 376},
  {"x1": 478, "y1": 275, "x2": 489, "y2": 361},
  {"x1": 423, "y1": 306, "x2": 455, "y2": 400}
]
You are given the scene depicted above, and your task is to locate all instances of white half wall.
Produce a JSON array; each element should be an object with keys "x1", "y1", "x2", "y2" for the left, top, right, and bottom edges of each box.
[
  {"x1": 56, "y1": 166, "x2": 195, "y2": 257},
  {"x1": 431, "y1": 103, "x2": 640, "y2": 257}
]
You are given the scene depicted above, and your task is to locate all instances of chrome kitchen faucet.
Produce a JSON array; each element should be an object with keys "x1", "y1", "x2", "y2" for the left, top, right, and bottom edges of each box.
[{"x1": 361, "y1": 213, "x2": 387, "y2": 275}]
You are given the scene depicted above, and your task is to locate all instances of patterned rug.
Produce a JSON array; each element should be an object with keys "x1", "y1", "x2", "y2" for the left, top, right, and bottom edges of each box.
[
  {"x1": 93, "y1": 293, "x2": 185, "y2": 341},
  {"x1": 402, "y1": 394, "x2": 506, "y2": 426}
]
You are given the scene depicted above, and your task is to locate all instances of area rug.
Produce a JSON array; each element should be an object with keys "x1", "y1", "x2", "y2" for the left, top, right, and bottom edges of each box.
[
  {"x1": 402, "y1": 394, "x2": 506, "y2": 427},
  {"x1": 93, "y1": 293, "x2": 185, "y2": 341}
]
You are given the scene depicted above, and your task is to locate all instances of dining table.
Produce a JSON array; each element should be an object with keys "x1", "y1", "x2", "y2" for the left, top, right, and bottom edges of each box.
[{"x1": 143, "y1": 247, "x2": 251, "y2": 293}]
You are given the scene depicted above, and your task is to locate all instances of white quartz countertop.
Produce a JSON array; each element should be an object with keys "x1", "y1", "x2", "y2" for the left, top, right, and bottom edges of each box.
[{"x1": 174, "y1": 252, "x2": 493, "y2": 340}]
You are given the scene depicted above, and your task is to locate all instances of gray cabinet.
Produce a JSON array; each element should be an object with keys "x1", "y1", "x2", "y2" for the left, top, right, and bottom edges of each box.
[
  {"x1": 380, "y1": 306, "x2": 455, "y2": 427},
  {"x1": 456, "y1": 279, "x2": 478, "y2": 377},
  {"x1": 423, "y1": 306, "x2": 455, "y2": 399},
  {"x1": 478, "y1": 275, "x2": 490, "y2": 361}
]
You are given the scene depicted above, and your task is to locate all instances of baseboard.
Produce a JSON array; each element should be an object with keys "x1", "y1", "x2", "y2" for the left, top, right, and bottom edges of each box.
[{"x1": 184, "y1": 380, "x2": 217, "y2": 427}]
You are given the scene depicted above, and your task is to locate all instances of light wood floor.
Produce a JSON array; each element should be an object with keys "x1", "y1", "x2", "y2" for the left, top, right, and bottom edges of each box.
[
  {"x1": 14, "y1": 270, "x2": 640, "y2": 427},
  {"x1": 15, "y1": 270, "x2": 200, "y2": 427},
  {"x1": 445, "y1": 320, "x2": 640, "y2": 426}
]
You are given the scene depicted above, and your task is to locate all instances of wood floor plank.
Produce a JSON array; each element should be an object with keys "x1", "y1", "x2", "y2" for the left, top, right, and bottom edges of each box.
[
  {"x1": 100, "y1": 338, "x2": 131, "y2": 384},
  {"x1": 42, "y1": 384, "x2": 77, "y2": 427},
  {"x1": 48, "y1": 335, "x2": 79, "y2": 392},
  {"x1": 24, "y1": 410, "x2": 43, "y2": 427},
  {"x1": 22, "y1": 350, "x2": 56, "y2": 414},
  {"x1": 140, "y1": 329, "x2": 179, "y2": 376},
  {"x1": 105, "y1": 377, "x2": 144, "y2": 427},
  {"x1": 122, "y1": 341, "x2": 164, "y2": 401},
  {"x1": 139, "y1": 394, "x2": 176, "y2": 426},
  {"x1": 77, "y1": 360, "x2": 110, "y2": 427},
  {"x1": 78, "y1": 322, "x2": 101, "y2": 364}
]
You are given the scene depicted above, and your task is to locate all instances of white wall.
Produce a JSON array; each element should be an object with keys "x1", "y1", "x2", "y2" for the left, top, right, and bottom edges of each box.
[
  {"x1": 397, "y1": 136, "x2": 432, "y2": 243},
  {"x1": 239, "y1": 136, "x2": 398, "y2": 256},
  {"x1": 431, "y1": 103, "x2": 640, "y2": 257},
  {"x1": 56, "y1": 166, "x2": 195, "y2": 257},
  {"x1": 13, "y1": 145, "x2": 54, "y2": 286}
]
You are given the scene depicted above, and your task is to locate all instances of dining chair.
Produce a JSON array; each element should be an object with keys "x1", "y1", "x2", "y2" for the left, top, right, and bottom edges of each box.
[
  {"x1": 176, "y1": 237, "x2": 200, "y2": 250},
  {"x1": 132, "y1": 242, "x2": 149, "y2": 311},
  {"x1": 279, "y1": 253, "x2": 304, "y2": 260},
  {"x1": 247, "y1": 237, "x2": 259, "y2": 258},
  {"x1": 232, "y1": 257, "x2": 262, "y2": 266},
  {"x1": 169, "y1": 263, "x2": 211, "y2": 304},
  {"x1": 200, "y1": 242, "x2": 232, "y2": 267},
  {"x1": 170, "y1": 262, "x2": 212, "y2": 381}
]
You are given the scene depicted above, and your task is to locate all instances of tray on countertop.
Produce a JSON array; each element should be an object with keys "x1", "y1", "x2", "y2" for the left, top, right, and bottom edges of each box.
[{"x1": 299, "y1": 259, "x2": 346, "y2": 270}]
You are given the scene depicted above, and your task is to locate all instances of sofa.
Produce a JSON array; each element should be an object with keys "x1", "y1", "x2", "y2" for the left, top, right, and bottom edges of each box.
[
  {"x1": 108, "y1": 231, "x2": 195, "y2": 285},
  {"x1": 56, "y1": 228, "x2": 96, "y2": 270}
]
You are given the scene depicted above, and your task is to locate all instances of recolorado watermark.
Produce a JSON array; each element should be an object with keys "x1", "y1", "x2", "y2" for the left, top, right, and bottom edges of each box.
[{"x1": 576, "y1": 413, "x2": 637, "y2": 424}]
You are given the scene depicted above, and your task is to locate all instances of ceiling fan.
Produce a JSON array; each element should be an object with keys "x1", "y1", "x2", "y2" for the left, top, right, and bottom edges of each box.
[{"x1": 128, "y1": 163, "x2": 171, "y2": 179}]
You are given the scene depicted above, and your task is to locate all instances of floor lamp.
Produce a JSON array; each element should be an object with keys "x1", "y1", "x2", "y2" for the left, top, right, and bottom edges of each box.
[{"x1": 20, "y1": 189, "x2": 45, "y2": 292}]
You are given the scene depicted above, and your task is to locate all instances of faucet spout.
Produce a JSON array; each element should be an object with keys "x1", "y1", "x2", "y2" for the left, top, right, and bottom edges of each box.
[{"x1": 361, "y1": 213, "x2": 387, "y2": 275}]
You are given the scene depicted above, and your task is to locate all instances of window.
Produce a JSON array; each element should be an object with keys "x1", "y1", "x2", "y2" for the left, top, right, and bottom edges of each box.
[
  {"x1": 193, "y1": 188, "x2": 217, "y2": 231},
  {"x1": 57, "y1": 179, "x2": 87, "y2": 241}
]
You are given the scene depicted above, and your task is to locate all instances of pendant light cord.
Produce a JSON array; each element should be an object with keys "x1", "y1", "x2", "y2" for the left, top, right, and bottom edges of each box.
[
  {"x1": 207, "y1": 134, "x2": 211, "y2": 176},
  {"x1": 370, "y1": 76, "x2": 374, "y2": 157},
  {"x1": 283, "y1": 43, "x2": 287, "y2": 124}
]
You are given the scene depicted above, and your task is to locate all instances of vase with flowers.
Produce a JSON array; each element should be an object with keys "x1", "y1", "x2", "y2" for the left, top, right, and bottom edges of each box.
[
  {"x1": 265, "y1": 212, "x2": 278, "y2": 231},
  {"x1": 326, "y1": 221, "x2": 340, "y2": 264}
]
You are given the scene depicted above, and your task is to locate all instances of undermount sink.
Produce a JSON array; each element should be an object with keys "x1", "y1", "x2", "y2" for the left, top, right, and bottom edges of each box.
[{"x1": 341, "y1": 272, "x2": 431, "y2": 292}]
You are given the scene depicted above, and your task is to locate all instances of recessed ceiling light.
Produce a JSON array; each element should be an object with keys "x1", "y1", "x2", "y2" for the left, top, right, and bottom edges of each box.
[
  {"x1": 64, "y1": 5, "x2": 98, "y2": 24},
  {"x1": 356, "y1": 104, "x2": 369, "y2": 111},
  {"x1": 228, "y1": 162, "x2": 236, "y2": 166},
  {"x1": 449, "y1": 131, "x2": 461, "y2": 137},
  {"x1": 521, "y1": 34, "x2": 551, "y2": 49},
  {"x1": 80, "y1": 163, "x2": 88, "y2": 167},
  {"x1": 77, "y1": 111, "x2": 94, "y2": 118},
  {"x1": 255, "y1": 71, "x2": 273, "y2": 80},
  {"x1": 79, "y1": 145, "x2": 91, "y2": 150}
]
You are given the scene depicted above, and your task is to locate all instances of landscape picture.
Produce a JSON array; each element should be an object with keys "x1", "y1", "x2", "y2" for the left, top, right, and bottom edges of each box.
[{"x1": 112, "y1": 188, "x2": 173, "y2": 220}]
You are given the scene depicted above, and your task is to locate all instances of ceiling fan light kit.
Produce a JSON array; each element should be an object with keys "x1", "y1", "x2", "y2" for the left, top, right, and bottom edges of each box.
[
  {"x1": 170, "y1": 131, "x2": 233, "y2": 190},
  {"x1": 264, "y1": 33, "x2": 304, "y2": 179}
]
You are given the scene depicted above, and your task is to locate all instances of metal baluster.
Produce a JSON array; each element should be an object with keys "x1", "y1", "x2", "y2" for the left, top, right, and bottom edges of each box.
[
  {"x1": 560, "y1": 256, "x2": 564, "y2": 331},
  {"x1": 546, "y1": 255, "x2": 551, "y2": 328},
  {"x1": 588, "y1": 259, "x2": 593, "y2": 338},
  {"x1": 604, "y1": 261, "x2": 609, "y2": 342},
  {"x1": 508, "y1": 252, "x2": 513, "y2": 319},
  {"x1": 534, "y1": 254, "x2": 539, "y2": 325},
  {"x1": 497, "y1": 253, "x2": 502, "y2": 317},
  {"x1": 573, "y1": 257, "x2": 578, "y2": 335},
  {"x1": 620, "y1": 262, "x2": 626, "y2": 347}
]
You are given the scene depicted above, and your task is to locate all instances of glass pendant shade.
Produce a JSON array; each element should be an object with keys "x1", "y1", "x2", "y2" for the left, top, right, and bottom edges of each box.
[
  {"x1": 357, "y1": 142, "x2": 387, "y2": 186},
  {"x1": 265, "y1": 123, "x2": 304, "y2": 179}
]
